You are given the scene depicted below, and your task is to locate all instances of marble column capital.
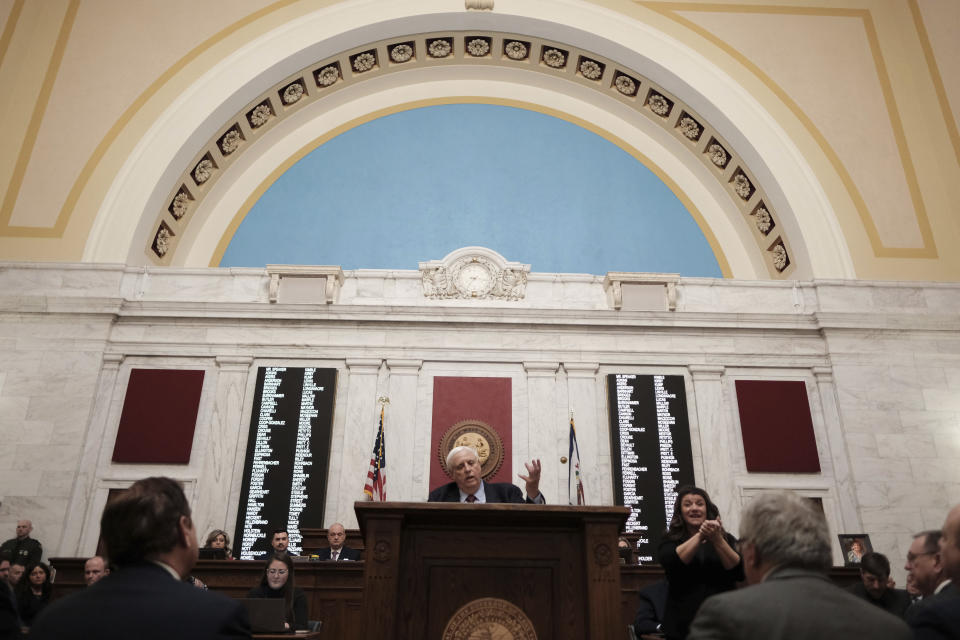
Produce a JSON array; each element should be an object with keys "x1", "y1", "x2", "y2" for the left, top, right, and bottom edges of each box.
[
  {"x1": 811, "y1": 365, "x2": 834, "y2": 383},
  {"x1": 688, "y1": 364, "x2": 725, "y2": 379},
  {"x1": 215, "y1": 355, "x2": 254, "y2": 370},
  {"x1": 523, "y1": 361, "x2": 559, "y2": 377},
  {"x1": 101, "y1": 353, "x2": 125, "y2": 367},
  {"x1": 386, "y1": 359, "x2": 423, "y2": 374},
  {"x1": 563, "y1": 362, "x2": 599, "y2": 378},
  {"x1": 346, "y1": 358, "x2": 382, "y2": 374}
]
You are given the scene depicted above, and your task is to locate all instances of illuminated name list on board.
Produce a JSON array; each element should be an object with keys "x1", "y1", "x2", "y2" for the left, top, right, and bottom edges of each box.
[
  {"x1": 608, "y1": 374, "x2": 694, "y2": 563},
  {"x1": 236, "y1": 367, "x2": 337, "y2": 559}
]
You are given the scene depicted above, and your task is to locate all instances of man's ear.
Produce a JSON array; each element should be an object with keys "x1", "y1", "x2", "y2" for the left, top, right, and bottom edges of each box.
[{"x1": 178, "y1": 515, "x2": 193, "y2": 548}]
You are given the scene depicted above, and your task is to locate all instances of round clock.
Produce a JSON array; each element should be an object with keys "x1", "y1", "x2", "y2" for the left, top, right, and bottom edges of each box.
[{"x1": 456, "y1": 260, "x2": 494, "y2": 296}]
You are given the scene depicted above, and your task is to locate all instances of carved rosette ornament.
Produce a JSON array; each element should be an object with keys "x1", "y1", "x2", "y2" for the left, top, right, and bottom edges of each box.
[
  {"x1": 647, "y1": 93, "x2": 671, "y2": 116},
  {"x1": 281, "y1": 82, "x2": 304, "y2": 105},
  {"x1": 614, "y1": 74, "x2": 637, "y2": 96},
  {"x1": 438, "y1": 419, "x2": 505, "y2": 480},
  {"x1": 219, "y1": 129, "x2": 242, "y2": 155},
  {"x1": 170, "y1": 191, "x2": 189, "y2": 219},
  {"x1": 678, "y1": 116, "x2": 702, "y2": 140},
  {"x1": 420, "y1": 247, "x2": 529, "y2": 301},
  {"x1": 316, "y1": 65, "x2": 339, "y2": 86},
  {"x1": 249, "y1": 103, "x2": 272, "y2": 128},
  {"x1": 442, "y1": 598, "x2": 537, "y2": 640},
  {"x1": 771, "y1": 243, "x2": 789, "y2": 272},
  {"x1": 390, "y1": 43, "x2": 413, "y2": 63},
  {"x1": 579, "y1": 59, "x2": 602, "y2": 80},
  {"x1": 152, "y1": 223, "x2": 173, "y2": 257},
  {"x1": 754, "y1": 206, "x2": 772, "y2": 234},
  {"x1": 372, "y1": 539, "x2": 391, "y2": 563},
  {"x1": 467, "y1": 38, "x2": 490, "y2": 57},
  {"x1": 428, "y1": 39, "x2": 452, "y2": 58},
  {"x1": 353, "y1": 52, "x2": 376, "y2": 72},
  {"x1": 193, "y1": 158, "x2": 214, "y2": 184},
  {"x1": 732, "y1": 173, "x2": 753, "y2": 199},
  {"x1": 542, "y1": 48, "x2": 566, "y2": 68},
  {"x1": 707, "y1": 143, "x2": 728, "y2": 168},
  {"x1": 504, "y1": 41, "x2": 528, "y2": 60}
]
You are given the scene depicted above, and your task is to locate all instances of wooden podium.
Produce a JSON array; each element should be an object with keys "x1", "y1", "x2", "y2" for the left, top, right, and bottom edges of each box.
[{"x1": 355, "y1": 501, "x2": 629, "y2": 639}]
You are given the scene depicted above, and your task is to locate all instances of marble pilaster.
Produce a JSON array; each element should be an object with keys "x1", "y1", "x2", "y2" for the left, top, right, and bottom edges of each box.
[
  {"x1": 195, "y1": 356, "x2": 253, "y2": 546},
  {"x1": 563, "y1": 363, "x2": 604, "y2": 505},
  {"x1": 385, "y1": 359, "x2": 423, "y2": 501},
  {"x1": 813, "y1": 366, "x2": 862, "y2": 537},
  {"x1": 523, "y1": 362, "x2": 561, "y2": 503},
  {"x1": 326, "y1": 358, "x2": 382, "y2": 528},
  {"x1": 688, "y1": 365, "x2": 739, "y2": 534},
  {"x1": 61, "y1": 353, "x2": 123, "y2": 556}
]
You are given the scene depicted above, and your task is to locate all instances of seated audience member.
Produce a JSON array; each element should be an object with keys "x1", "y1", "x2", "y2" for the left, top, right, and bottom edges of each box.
[
  {"x1": 15, "y1": 562, "x2": 52, "y2": 629},
  {"x1": 6, "y1": 562, "x2": 25, "y2": 588},
  {"x1": 316, "y1": 523, "x2": 360, "y2": 561},
  {"x1": 202, "y1": 529, "x2": 233, "y2": 559},
  {"x1": 847, "y1": 551, "x2": 911, "y2": 617},
  {"x1": 632, "y1": 579, "x2": 667, "y2": 636},
  {"x1": 905, "y1": 530, "x2": 949, "y2": 620},
  {"x1": 270, "y1": 529, "x2": 290, "y2": 555},
  {"x1": 0, "y1": 554, "x2": 21, "y2": 639},
  {"x1": 687, "y1": 491, "x2": 911, "y2": 640},
  {"x1": 0, "y1": 522, "x2": 42, "y2": 567},
  {"x1": 428, "y1": 446, "x2": 544, "y2": 503},
  {"x1": 83, "y1": 556, "x2": 109, "y2": 586},
  {"x1": 908, "y1": 503, "x2": 960, "y2": 640},
  {"x1": 247, "y1": 552, "x2": 307, "y2": 631},
  {"x1": 28, "y1": 476, "x2": 250, "y2": 640},
  {"x1": 617, "y1": 537, "x2": 634, "y2": 565}
]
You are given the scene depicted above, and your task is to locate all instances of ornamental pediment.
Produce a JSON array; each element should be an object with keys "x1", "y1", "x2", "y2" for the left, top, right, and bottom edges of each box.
[{"x1": 418, "y1": 247, "x2": 530, "y2": 300}]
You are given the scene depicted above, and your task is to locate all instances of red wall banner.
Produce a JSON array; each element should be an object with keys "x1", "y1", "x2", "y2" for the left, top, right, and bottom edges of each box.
[{"x1": 429, "y1": 376, "x2": 513, "y2": 491}]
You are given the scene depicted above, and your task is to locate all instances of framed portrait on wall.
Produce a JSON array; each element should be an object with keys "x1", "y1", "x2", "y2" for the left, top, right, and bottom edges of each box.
[{"x1": 838, "y1": 533, "x2": 873, "y2": 566}]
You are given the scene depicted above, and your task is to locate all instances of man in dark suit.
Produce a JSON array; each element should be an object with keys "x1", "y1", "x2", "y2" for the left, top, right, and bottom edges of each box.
[
  {"x1": 847, "y1": 551, "x2": 911, "y2": 617},
  {"x1": 315, "y1": 523, "x2": 360, "y2": 561},
  {"x1": 687, "y1": 491, "x2": 911, "y2": 640},
  {"x1": 427, "y1": 446, "x2": 544, "y2": 504},
  {"x1": 29, "y1": 476, "x2": 250, "y2": 640},
  {"x1": 909, "y1": 503, "x2": 960, "y2": 640}
]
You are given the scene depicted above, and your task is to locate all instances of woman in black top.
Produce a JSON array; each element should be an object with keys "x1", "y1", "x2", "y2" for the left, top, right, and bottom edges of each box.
[
  {"x1": 17, "y1": 561, "x2": 53, "y2": 629},
  {"x1": 657, "y1": 485, "x2": 743, "y2": 639},
  {"x1": 247, "y1": 552, "x2": 308, "y2": 631}
]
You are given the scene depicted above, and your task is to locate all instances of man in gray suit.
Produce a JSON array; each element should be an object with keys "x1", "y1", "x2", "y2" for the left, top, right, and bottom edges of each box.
[{"x1": 687, "y1": 492, "x2": 911, "y2": 640}]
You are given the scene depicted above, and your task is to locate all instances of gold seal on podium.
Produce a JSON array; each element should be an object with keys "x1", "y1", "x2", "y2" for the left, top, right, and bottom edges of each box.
[{"x1": 442, "y1": 597, "x2": 537, "y2": 640}]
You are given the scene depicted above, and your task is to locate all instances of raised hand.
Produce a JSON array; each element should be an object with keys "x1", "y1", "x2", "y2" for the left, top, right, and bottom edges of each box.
[{"x1": 518, "y1": 458, "x2": 542, "y2": 499}]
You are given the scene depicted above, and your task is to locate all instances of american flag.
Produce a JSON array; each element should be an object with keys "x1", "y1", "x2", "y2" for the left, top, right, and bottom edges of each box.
[
  {"x1": 568, "y1": 416, "x2": 585, "y2": 505},
  {"x1": 363, "y1": 406, "x2": 386, "y2": 501}
]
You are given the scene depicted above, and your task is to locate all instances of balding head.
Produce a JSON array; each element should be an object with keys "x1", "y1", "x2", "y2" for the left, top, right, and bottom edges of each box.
[
  {"x1": 940, "y1": 504, "x2": 960, "y2": 582},
  {"x1": 84, "y1": 556, "x2": 109, "y2": 586},
  {"x1": 15, "y1": 520, "x2": 31, "y2": 540}
]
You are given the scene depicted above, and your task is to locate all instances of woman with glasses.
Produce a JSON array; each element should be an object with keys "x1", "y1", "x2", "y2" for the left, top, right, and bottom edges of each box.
[{"x1": 247, "y1": 552, "x2": 308, "y2": 630}]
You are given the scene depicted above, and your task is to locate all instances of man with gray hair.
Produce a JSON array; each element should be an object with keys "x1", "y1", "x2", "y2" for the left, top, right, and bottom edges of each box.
[
  {"x1": 428, "y1": 446, "x2": 544, "y2": 503},
  {"x1": 687, "y1": 491, "x2": 911, "y2": 639}
]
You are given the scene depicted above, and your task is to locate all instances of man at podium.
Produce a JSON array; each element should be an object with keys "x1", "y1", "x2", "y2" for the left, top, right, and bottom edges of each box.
[{"x1": 428, "y1": 446, "x2": 545, "y2": 504}]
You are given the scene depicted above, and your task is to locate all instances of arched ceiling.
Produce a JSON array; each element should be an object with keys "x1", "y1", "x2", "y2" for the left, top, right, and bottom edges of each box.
[{"x1": 3, "y1": 0, "x2": 959, "y2": 281}]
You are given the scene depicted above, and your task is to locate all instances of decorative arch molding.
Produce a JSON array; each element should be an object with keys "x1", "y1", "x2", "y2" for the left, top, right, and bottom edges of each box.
[{"x1": 83, "y1": 1, "x2": 855, "y2": 279}]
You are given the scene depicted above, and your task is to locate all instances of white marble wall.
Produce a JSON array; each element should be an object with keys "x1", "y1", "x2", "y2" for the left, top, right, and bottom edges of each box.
[{"x1": 0, "y1": 262, "x2": 958, "y2": 587}]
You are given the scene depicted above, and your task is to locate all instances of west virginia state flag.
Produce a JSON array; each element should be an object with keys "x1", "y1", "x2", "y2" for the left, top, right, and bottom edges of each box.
[{"x1": 568, "y1": 416, "x2": 585, "y2": 505}]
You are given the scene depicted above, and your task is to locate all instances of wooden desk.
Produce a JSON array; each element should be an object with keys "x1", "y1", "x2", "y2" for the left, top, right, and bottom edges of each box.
[{"x1": 253, "y1": 632, "x2": 323, "y2": 639}]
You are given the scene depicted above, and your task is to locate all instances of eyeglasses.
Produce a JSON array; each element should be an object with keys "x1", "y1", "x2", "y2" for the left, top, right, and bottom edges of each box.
[
  {"x1": 267, "y1": 569, "x2": 288, "y2": 576},
  {"x1": 906, "y1": 551, "x2": 936, "y2": 564}
]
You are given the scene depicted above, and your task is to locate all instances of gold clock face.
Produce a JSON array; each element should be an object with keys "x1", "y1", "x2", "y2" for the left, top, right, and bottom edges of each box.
[{"x1": 457, "y1": 262, "x2": 493, "y2": 295}]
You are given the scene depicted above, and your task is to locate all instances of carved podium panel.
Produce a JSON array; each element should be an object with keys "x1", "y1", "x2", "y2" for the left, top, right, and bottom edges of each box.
[{"x1": 355, "y1": 502, "x2": 629, "y2": 640}]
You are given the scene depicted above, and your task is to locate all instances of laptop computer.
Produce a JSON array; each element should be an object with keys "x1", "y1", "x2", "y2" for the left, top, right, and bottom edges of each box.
[{"x1": 237, "y1": 598, "x2": 288, "y2": 633}]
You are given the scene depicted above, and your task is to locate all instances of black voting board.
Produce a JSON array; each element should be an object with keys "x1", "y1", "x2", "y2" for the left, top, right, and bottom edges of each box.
[
  {"x1": 607, "y1": 374, "x2": 695, "y2": 563},
  {"x1": 234, "y1": 367, "x2": 337, "y2": 559}
]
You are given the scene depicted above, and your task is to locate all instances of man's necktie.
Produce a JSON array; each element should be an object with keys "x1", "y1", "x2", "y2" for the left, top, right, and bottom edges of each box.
[
  {"x1": 332, "y1": 550, "x2": 338, "y2": 561},
  {"x1": 466, "y1": 494, "x2": 477, "y2": 503}
]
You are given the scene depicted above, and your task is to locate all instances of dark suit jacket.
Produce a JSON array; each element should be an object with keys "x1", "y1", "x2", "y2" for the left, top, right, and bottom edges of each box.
[
  {"x1": 314, "y1": 545, "x2": 361, "y2": 561},
  {"x1": 28, "y1": 562, "x2": 250, "y2": 640},
  {"x1": 908, "y1": 583, "x2": 960, "y2": 640},
  {"x1": 427, "y1": 481, "x2": 542, "y2": 504},
  {"x1": 687, "y1": 567, "x2": 912, "y2": 640}
]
